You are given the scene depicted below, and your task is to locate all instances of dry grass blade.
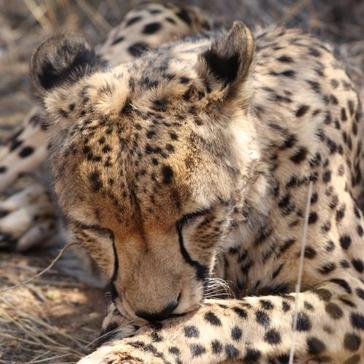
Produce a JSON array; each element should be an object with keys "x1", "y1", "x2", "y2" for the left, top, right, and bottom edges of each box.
[
  {"x1": 75, "y1": 0, "x2": 111, "y2": 32},
  {"x1": 1, "y1": 241, "x2": 77, "y2": 292},
  {"x1": 23, "y1": 0, "x2": 52, "y2": 31},
  {"x1": 288, "y1": 181, "x2": 313, "y2": 364}
]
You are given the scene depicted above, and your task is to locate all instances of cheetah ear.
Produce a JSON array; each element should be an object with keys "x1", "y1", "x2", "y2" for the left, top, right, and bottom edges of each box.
[
  {"x1": 197, "y1": 22, "x2": 255, "y2": 98},
  {"x1": 31, "y1": 33, "x2": 101, "y2": 96}
]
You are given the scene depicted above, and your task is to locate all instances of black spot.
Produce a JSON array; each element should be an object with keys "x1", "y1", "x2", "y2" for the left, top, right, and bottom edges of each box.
[
  {"x1": 204, "y1": 311, "x2": 221, "y2": 326},
  {"x1": 290, "y1": 146, "x2": 308, "y2": 163},
  {"x1": 211, "y1": 340, "x2": 222, "y2": 354},
  {"x1": 279, "y1": 239, "x2": 295, "y2": 255},
  {"x1": 325, "y1": 302, "x2": 343, "y2": 319},
  {"x1": 307, "y1": 337, "x2": 326, "y2": 355},
  {"x1": 318, "y1": 263, "x2": 336, "y2": 275},
  {"x1": 314, "y1": 288, "x2": 332, "y2": 301},
  {"x1": 304, "y1": 301, "x2": 314, "y2": 311},
  {"x1": 102, "y1": 145, "x2": 111, "y2": 154},
  {"x1": 168, "y1": 346, "x2": 180, "y2": 356},
  {"x1": 165, "y1": 17, "x2": 177, "y2": 25},
  {"x1": 232, "y1": 306, "x2": 247, "y2": 318},
  {"x1": 176, "y1": 8, "x2": 192, "y2": 25},
  {"x1": 277, "y1": 55, "x2": 294, "y2": 63},
  {"x1": 340, "y1": 298, "x2": 356, "y2": 308},
  {"x1": 203, "y1": 49, "x2": 240, "y2": 85},
  {"x1": 322, "y1": 170, "x2": 331, "y2": 183},
  {"x1": 281, "y1": 69, "x2": 296, "y2": 77},
  {"x1": 255, "y1": 310, "x2": 270, "y2": 327},
  {"x1": 111, "y1": 35, "x2": 125, "y2": 45},
  {"x1": 263, "y1": 329, "x2": 281, "y2": 346},
  {"x1": 340, "y1": 234, "x2": 352, "y2": 249},
  {"x1": 128, "y1": 42, "x2": 149, "y2": 58},
  {"x1": 308, "y1": 212, "x2": 318, "y2": 224},
  {"x1": 311, "y1": 192, "x2": 318, "y2": 204},
  {"x1": 280, "y1": 134, "x2": 297, "y2": 149},
  {"x1": 356, "y1": 288, "x2": 364, "y2": 300},
  {"x1": 330, "y1": 278, "x2": 352, "y2": 294},
  {"x1": 184, "y1": 325, "x2": 199, "y2": 338},
  {"x1": 304, "y1": 247, "x2": 317, "y2": 259},
  {"x1": 147, "y1": 130, "x2": 156, "y2": 139},
  {"x1": 120, "y1": 99, "x2": 133, "y2": 115},
  {"x1": 153, "y1": 98, "x2": 168, "y2": 112},
  {"x1": 307, "y1": 80, "x2": 321, "y2": 93},
  {"x1": 143, "y1": 22, "x2": 162, "y2": 34},
  {"x1": 309, "y1": 47, "x2": 321, "y2": 57},
  {"x1": 260, "y1": 300, "x2": 274, "y2": 310},
  {"x1": 161, "y1": 165, "x2": 173, "y2": 184},
  {"x1": 231, "y1": 326, "x2": 242, "y2": 341},
  {"x1": 0, "y1": 166, "x2": 7, "y2": 174},
  {"x1": 352, "y1": 259, "x2": 364, "y2": 273},
  {"x1": 125, "y1": 16, "x2": 142, "y2": 27},
  {"x1": 19, "y1": 146, "x2": 34, "y2": 158},
  {"x1": 211, "y1": 339, "x2": 223, "y2": 354},
  {"x1": 351, "y1": 312, "x2": 364, "y2": 330},
  {"x1": 89, "y1": 171, "x2": 102, "y2": 192},
  {"x1": 344, "y1": 333, "x2": 361, "y2": 351},
  {"x1": 296, "y1": 312, "x2": 312, "y2": 331},
  {"x1": 190, "y1": 344, "x2": 206, "y2": 357},
  {"x1": 225, "y1": 344, "x2": 239, "y2": 359},
  {"x1": 296, "y1": 105, "x2": 310, "y2": 117},
  {"x1": 243, "y1": 349, "x2": 261, "y2": 363},
  {"x1": 336, "y1": 206, "x2": 346, "y2": 221},
  {"x1": 151, "y1": 331, "x2": 162, "y2": 342},
  {"x1": 179, "y1": 76, "x2": 190, "y2": 84},
  {"x1": 282, "y1": 301, "x2": 291, "y2": 312}
]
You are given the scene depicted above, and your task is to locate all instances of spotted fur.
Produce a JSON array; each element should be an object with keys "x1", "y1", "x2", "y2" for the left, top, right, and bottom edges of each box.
[
  {"x1": 28, "y1": 8, "x2": 364, "y2": 363},
  {"x1": 0, "y1": 2, "x2": 209, "y2": 251}
]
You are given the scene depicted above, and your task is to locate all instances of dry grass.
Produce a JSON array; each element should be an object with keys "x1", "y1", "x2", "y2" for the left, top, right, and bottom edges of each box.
[
  {"x1": 0, "y1": 0, "x2": 363, "y2": 363},
  {"x1": 0, "y1": 251, "x2": 106, "y2": 363}
]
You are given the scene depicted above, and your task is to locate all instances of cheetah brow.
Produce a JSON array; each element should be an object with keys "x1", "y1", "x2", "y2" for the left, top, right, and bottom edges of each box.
[{"x1": 70, "y1": 219, "x2": 114, "y2": 238}]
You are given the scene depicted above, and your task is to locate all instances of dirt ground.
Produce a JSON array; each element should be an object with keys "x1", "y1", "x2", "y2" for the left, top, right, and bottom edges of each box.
[{"x1": 0, "y1": 0, "x2": 363, "y2": 363}]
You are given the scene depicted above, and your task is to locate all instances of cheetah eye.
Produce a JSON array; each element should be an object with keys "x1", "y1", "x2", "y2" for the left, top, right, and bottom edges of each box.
[{"x1": 177, "y1": 208, "x2": 211, "y2": 229}]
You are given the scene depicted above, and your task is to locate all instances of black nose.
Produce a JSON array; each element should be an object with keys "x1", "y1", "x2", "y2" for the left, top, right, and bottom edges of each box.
[{"x1": 136, "y1": 298, "x2": 179, "y2": 322}]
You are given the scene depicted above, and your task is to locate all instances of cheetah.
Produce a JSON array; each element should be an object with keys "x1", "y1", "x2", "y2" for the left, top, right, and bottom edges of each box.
[{"x1": 27, "y1": 3, "x2": 364, "y2": 361}]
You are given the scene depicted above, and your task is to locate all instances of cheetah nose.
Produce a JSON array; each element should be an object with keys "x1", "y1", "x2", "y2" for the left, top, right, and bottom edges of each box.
[{"x1": 135, "y1": 296, "x2": 180, "y2": 322}]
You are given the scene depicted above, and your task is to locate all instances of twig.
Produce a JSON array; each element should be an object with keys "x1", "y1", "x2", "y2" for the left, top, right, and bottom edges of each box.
[
  {"x1": 0, "y1": 241, "x2": 77, "y2": 292},
  {"x1": 23, "y1": 0, "x2": 52, "y2": 31},
  {"x1": 75, "y1": 0, "x2": 111, "y2": 32},
  {"x1": 288, "y1": 181, "x2": 313, "y2": 364}
]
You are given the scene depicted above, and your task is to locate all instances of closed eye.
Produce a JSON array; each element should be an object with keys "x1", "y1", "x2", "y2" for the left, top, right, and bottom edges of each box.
[{"x1": 176, "y1": 208, "x2": 211, "y2": 230}]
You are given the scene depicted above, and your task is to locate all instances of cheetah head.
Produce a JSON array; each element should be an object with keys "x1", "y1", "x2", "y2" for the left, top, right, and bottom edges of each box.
[{"x1": 31, "y1": 23, "x2": 269, "y2": 322}]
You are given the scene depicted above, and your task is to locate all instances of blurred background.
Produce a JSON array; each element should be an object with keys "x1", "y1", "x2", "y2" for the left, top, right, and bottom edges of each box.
[{"x1": 0, "y1": 1, "x2": 363, "y2": 363}]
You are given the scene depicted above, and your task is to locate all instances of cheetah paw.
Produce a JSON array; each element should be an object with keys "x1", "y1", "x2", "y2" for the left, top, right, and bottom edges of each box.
[{"x1": 92, "y1": 303, "x2": 140, "y2": 347}]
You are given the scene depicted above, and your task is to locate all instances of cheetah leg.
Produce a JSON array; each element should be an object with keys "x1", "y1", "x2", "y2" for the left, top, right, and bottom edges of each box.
[
  {"x1": 0, "y1": 107, "x2": 48, "y2": 193},
  {"x1": 78, "y1": 277, "x2": 364, "y2": 364},
  {"x1": 0, "y1": 177, "x2": 56, "y2": 251}
]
